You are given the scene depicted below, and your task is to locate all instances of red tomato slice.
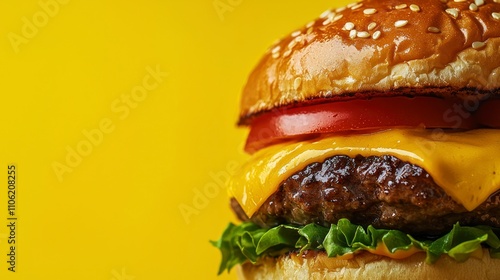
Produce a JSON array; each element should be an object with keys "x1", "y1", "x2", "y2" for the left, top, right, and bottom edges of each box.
[
  {"x1": 245, "y1": 97, "x2": 479, "y2": 153},
  {"x1": 476, "y1": 99, "x2": 500, "y2": 128}
]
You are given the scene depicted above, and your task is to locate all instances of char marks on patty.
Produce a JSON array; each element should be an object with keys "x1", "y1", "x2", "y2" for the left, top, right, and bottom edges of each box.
[{"x1": 231, "y1": 155, "x2": 500, "y2": 236}]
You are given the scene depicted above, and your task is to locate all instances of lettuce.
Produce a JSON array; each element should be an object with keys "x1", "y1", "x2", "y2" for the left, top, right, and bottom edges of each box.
[{"x1": 211, "y1": 219, "x2": 500, "y2": 275}]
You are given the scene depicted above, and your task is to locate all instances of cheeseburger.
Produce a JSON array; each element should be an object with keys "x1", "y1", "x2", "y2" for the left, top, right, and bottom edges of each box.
[{"x1": 212, "y1": 0, "x2": 500, "y2": 279}]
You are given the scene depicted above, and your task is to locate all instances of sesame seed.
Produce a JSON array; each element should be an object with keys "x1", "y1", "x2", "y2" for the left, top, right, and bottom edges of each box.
[
  {"x1": 323, "y1": 18, "x2": 332, "y2": 25},
  {"x1": 351, "y1": 3, "x2": 364, "y2": 10},
  {"x1": 357, "y1": 31, "x2": 371, "y2": 38},
  {"x1": 472, "y1": 41, "x2": 485, "y2": 49},
  {"x1": 271, "y1": 46, "x2": 281, "y2": 54},
  {"x1": 493, "y1": 12, "x2": 500, "y2": 20},
  {"x1": 291, "y1": 31, "x2": 301, "y2": 37},
  {"x1": 306, "y1": 21, "x2": 315, "y2": 28},
  {"x1": 367, "y1": 22, "x2": 377, "y2": 31},
  {"x1": 347, "y1": 2, "x2": 357, "y2": 8},
  {"x1": 344, "y1": 22, "x2": 355, "y2": 30},
  {"x1": 469, "y1": 3, "x2": 478, "y2": 11},
  {"x1": 372, "y1": 30, "x2": 381, "y2": 39},
  {"x1": 427, "y1": 26, "x2": 441, "y2": 33},
  {"x1": 410, "y1": 4, "x2": 421, "y2": 12},
  {"x1": 283, "y1": 50, "x2": 292, "y2": 57},
  {"x1": 336, "y1": 6, "x2": 347, "y2": 13},
  {"x1": 288, "y1": 40, "x2": 297, "y2": 49},
  {"x1": 293, "y1": 77, "x2": 302, "y2": 90},
  {"x1": 295, "y1": 35, "x2": 304, "y2": 43},
  {"x1": 320, "y1": 10, "x2": 332, "y2": 18},
  {"x1": 395, "y1": 4, "x2": 407, "y2": 9},
  {"x1": 394, "y1": 20, "x2": 409, "y2": 28},
  {"x1": 446, "y1": 8, "x2": 459, "y2": 19},
  {"x1": 333, "y1": 14, "x2": 344, "y2": 22},
  {"x1": 363, "y1": 8, "x2": 377, "y2": 15},
  {"x1": 307, "y1": 27, "x2": 314, "y2": 34},
  {"x1": 454, "y1": 0, "x2": 466, "y2": 2},
  {"x1": 272, "y1": 52, "x2": 280, "y2": 59},
  {"x1": 349, "y1": 29, "x2": 357, "y2": 39},
  {"x1": 475, "y1": 0, "x2": 484, "y2": 6}
]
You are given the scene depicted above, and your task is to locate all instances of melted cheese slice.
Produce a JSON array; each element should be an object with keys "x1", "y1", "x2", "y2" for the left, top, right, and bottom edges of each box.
[
  {"x1": 367, "y1": 243, "x2": 423, "y2": 259},
  {"x1": 228, "y1": 129, "x2": 500, "y2": 217}
]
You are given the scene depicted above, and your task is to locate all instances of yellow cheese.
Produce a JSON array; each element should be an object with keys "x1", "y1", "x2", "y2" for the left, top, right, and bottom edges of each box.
[
  {"x1": 228, "y1": 129, "x2": 500, "y2": 217},
  {"x1": 367, "y1": 243, "x2": 423, "y2": 259}
]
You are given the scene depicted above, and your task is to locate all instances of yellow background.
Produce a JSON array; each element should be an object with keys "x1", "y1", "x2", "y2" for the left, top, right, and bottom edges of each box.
[{"x1": 0, "y1": 0, "x2": 351, "y2": 279}]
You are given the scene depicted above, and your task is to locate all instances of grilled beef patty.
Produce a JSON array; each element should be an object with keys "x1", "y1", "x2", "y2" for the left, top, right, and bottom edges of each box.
[{"x1": 231, "y1": 155, "x2": 500, "y2": 236}]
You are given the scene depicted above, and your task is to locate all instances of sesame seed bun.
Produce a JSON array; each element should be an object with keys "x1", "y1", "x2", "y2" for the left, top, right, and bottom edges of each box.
[
  {"x1": 239, "y1": 0, "x2": 500, "y2": 124},
  {"x1": 237, "y1": 250, "x2": 500, "y2": 280}
]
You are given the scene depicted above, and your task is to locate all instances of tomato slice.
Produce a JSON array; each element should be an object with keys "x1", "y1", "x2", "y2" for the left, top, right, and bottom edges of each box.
[
  {"x1": 245, "y1": 97, "x2": 479, "y2": 153},
  {"x1": 476, "y1": 99, "x2": 500, "y2": 128}
]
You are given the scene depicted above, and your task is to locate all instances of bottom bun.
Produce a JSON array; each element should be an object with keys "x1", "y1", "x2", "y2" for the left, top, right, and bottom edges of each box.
[{"x1": 237, "y1": 250, "x2": 500, "y2": 280}]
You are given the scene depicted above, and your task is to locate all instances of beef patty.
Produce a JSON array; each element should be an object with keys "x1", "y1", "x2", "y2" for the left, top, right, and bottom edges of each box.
[{"x1": 231, "y1": 155, "x2": 500, "y2": 236}]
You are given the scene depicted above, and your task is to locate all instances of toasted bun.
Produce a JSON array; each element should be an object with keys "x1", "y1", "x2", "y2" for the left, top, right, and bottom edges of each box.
[
  {"x1": 237, "y1": 250, "x2": 500, "y2": 280},
  {"x1": 239, "y1": 0, "x2": 500, "y2": 124}
]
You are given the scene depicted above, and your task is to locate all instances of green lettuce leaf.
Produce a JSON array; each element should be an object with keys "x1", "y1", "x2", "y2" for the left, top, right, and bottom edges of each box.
[
  {"x1": 256, "y1": 224, "x2": 300, "y2": 255},
  {"x1": 211, "y1": 219, "x2": 500, "y2": 274}
]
